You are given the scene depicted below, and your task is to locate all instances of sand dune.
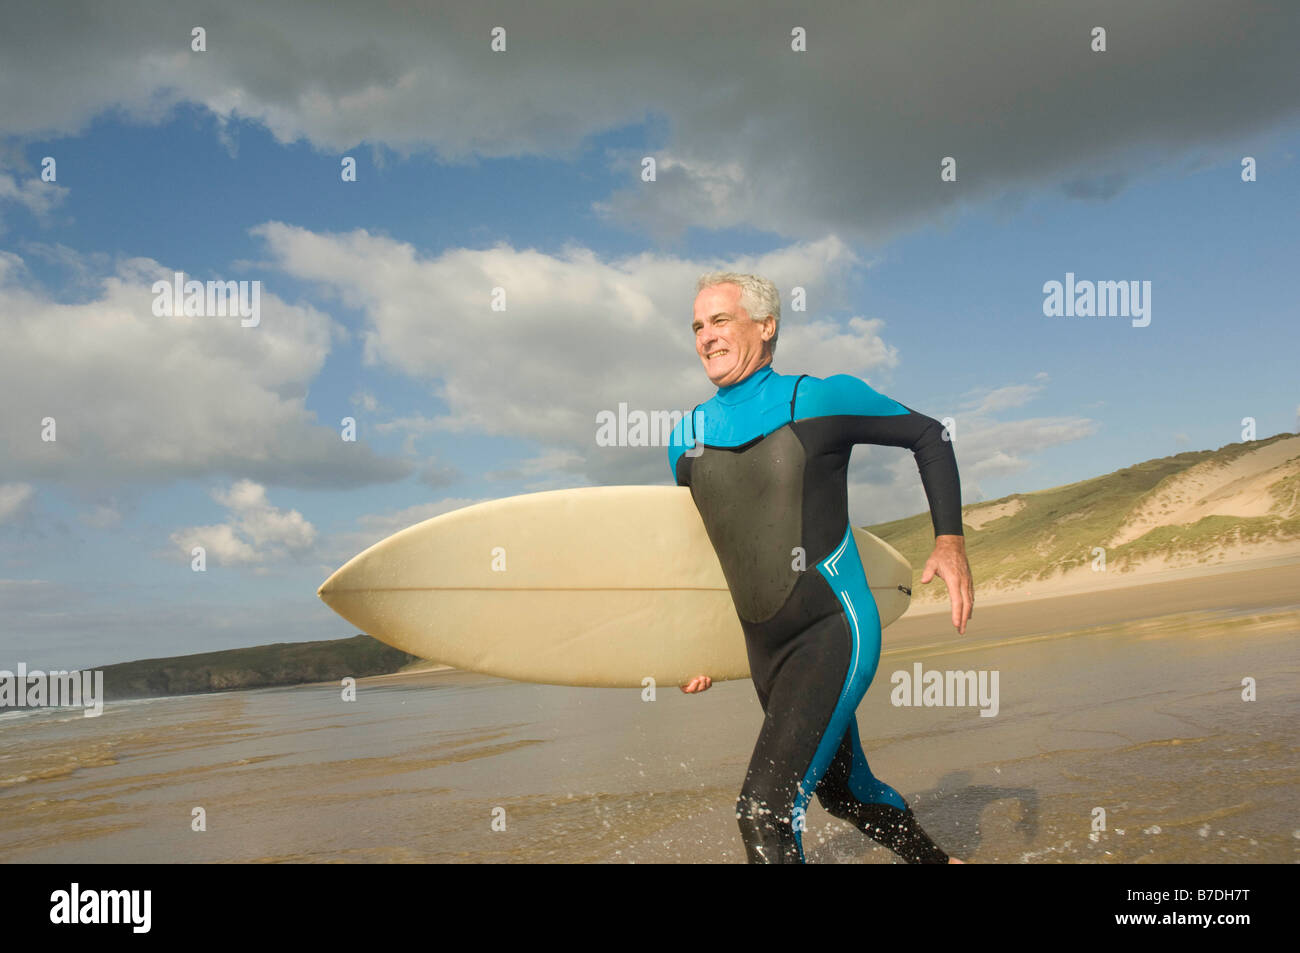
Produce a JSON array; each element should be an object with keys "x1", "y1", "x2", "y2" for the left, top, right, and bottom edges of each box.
[
  {"x1": 891, "y1": 432, "x2": 1300, "y2": 609},
  {"x1": 1109, "y1": 435, "x2": 1300, "y2": 546}
]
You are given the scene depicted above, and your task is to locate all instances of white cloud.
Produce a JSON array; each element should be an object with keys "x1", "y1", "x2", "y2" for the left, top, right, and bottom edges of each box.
[
  {"x1": 0, "y1": 166, "x2": 68, "y2": 232},
  {"x1": 0, "y1": 250, "x2": 409, "y2": 490},
  {"x1": 170, "y1": 479, "x2": 316, "y2": 566},
  {"x1": 171, "y1": 522, "x2": 260, "y2": 566},
  {"x1": 959, "y1": 381, "x2": 1048, "y2": 416},
  {"x1": 252, "y1": 223, "x2": 880, "y2": 484},
  {"x1": 213, "y1": 481, "x2": 316, "y2": 551},
  {"x1": 249, "y1": 225, "x2": 1101, "y2": 501},
  {"x1": 775, "y1": 316, "x2": 900, "y2": 381}
]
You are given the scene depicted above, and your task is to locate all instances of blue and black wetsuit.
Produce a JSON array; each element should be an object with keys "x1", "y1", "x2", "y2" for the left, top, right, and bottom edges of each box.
[{"x1": 667, "y1": 364, "x2": 963, "y2": 864}]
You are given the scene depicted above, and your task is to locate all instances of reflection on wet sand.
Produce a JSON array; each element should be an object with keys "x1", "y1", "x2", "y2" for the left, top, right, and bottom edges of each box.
[{"x1": 2, "y1": 562, "x2": 1297, "y2": 863}]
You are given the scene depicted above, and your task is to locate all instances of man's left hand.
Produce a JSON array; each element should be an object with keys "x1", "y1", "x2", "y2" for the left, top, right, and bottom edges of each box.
[{"x1": 920, "y1": 534, "x2": 974, "y2": 634}]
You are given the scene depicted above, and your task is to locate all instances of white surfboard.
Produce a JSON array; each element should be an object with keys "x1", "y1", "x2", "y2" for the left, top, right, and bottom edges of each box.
[{"x1": 317, "y1": 486, "x2": 912, "y2": 688}]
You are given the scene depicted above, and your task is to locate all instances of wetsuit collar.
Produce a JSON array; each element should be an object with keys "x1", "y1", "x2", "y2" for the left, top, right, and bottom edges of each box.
[{"x1": 715, "y1": 363, "x2": 776, "y2": 405}]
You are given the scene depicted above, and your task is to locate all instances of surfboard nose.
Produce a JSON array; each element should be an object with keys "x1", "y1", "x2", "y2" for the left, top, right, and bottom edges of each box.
[
  {"x1": 317, "y1": 565, "x2": 345, "y2": 604},
  {"x1": 318, "y1": 545, "x2": 379, "y2": 615}
]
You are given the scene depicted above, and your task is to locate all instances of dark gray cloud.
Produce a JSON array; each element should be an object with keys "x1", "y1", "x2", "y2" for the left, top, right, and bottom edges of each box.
[{"x1": 1, "y1": 1, "x2": 1296, "y2": 241}]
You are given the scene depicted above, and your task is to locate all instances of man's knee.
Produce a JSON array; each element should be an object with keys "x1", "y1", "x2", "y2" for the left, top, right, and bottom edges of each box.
[{"x1": 815, "y1": 778, "x2": 856, "y2": 821}]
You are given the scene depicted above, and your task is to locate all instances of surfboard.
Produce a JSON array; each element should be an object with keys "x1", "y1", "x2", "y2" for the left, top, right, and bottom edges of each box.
[{"x1": 317, "y1": 486, "x2": 912, "y2": 688}]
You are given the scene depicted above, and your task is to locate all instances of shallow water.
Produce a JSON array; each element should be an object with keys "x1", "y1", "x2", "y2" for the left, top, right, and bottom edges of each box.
[{"x1": 1, "y1": 582, "x2": 1297, "y2": 863}]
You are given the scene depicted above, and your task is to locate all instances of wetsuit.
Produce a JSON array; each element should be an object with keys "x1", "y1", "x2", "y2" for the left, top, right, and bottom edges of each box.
[{"x1": 666, "y1": 364, "x2": 963, "y2": 863}]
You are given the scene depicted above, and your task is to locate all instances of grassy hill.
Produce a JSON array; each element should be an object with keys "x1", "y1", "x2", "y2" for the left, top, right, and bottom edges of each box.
[
  {"x1": 867, "y1": 431, "x2": 1300, "y2": 604},
  {"x1": 94, "y1": 634, "x2": 418, "y2": 701}
]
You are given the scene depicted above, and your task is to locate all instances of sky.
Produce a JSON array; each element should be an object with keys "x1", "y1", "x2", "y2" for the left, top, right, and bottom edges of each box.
[{"x1": 1, "y1": 0, "x2": 1297, "y2": 669}]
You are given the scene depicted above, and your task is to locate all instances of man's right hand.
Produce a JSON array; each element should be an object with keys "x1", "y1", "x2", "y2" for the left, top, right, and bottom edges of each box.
[{"x1": 681, "y1": 675, "x2": 712, "y2": 693}]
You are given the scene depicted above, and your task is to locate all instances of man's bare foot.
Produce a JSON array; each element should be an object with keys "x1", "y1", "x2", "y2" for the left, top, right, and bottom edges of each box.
[{"x1": 948, "y1": 857, "x2": 965, "y2": 864}]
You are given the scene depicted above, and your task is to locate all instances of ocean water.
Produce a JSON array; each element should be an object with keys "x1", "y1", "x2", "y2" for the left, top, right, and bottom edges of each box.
[{"x1": 1, "y1": 595, "x2": 1297, "y2": 863}]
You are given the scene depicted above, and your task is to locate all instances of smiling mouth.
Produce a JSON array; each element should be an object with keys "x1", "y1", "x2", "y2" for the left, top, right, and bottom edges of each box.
[{"x1": 706, "y1": 348, "x2": 729, "y2": 359}]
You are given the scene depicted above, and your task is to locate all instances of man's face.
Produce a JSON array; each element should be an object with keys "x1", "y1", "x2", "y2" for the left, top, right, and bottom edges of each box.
[{"x1": 692, "y1": 283, "x2": 774, "y2": 387}]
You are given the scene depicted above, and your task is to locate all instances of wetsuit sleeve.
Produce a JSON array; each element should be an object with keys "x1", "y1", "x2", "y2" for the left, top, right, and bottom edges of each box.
[{"x1": 794, "y1": 375, "x2": 963, "y2": 538}]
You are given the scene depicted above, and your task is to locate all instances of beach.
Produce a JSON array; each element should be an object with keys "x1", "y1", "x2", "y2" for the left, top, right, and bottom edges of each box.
[{"x1": 1, "y1": 558, "x2": 1297, "y2": 863}]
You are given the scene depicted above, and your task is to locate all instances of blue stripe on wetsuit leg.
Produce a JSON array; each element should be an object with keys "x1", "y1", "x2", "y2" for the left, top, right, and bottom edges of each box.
[
  {"x1": 790, "y1": 524, "x2": 889, "y2": 862},
  {"x1": 846, "y1": 717, "x2": 907, "y2": 810}
]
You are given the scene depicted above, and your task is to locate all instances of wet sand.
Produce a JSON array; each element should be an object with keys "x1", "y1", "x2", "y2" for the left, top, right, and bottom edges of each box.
[{"x1": 1, "y1": 559, "x2": 1297, "y2": 863}]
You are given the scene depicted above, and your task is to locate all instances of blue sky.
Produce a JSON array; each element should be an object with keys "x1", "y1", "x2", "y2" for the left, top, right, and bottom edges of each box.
[{"x1": 1, "y1": 1, "x2": 1297, "y2": 668}]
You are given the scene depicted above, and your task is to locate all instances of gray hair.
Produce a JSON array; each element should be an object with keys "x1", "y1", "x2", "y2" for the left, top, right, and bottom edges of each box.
[{"x1": 695, "y1": 272, "x2": 781, "y2": 356}]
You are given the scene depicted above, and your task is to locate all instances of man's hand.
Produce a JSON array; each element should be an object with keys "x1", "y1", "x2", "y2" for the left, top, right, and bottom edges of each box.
[
  {"x1": 920, "y1": 534, "x2": 974, "y2": 634},
  {"x1": 681, "y1": 675, "x2": 712, "y2": 693}
]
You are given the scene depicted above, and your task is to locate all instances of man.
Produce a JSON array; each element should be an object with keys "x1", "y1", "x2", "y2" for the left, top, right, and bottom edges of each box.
[{"x1": 667, "y1": 272, "x2": 973, "y2": 864}]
